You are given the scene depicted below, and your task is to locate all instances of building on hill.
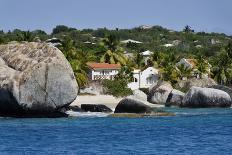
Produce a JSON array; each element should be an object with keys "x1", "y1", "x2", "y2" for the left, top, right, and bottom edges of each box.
[
  {"x1": 176, "y1": 58, "x2": 211, "y2": 79},
  {"x1": 141, "y1": 50, "x2": 153, "y2": 65},
  {"x1": 46, "y1": 38, "x2": 62, "y2": 47},
  {"x1": 121, "y1": 39, "x2": 142, "y2": 44},
  {"x1": 87, "y1": 62, "x2": 121, "y2": 81},
  {"x1": 128, "y1": 67, "x2": 159, "y2": 90}
]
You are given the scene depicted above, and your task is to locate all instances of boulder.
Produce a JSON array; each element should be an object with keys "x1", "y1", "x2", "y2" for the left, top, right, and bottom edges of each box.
[
  {"x1": 0, "y1": 42, "x2": 78, "y2": 116},
  {"x1": 181, "y1": 86, "x2": 231, "y2": 108},
  {"x1": 81, "y1": 104, "x2": 112, "y2": 113},
  {"x1": 65, "y1": 105, "x2": 84, "y2": 112},
  {"x1": 129, "y1": 89, "x2": 147, "y2": 101},
  {"x1": 147, "y1": 81, "x2": 173, "y2": 104},
  {"x1": 209, "y1": 85, "x2": 232, "y2": 100},
  {"x1": 177, "y1": 78, "x2": 216, "y2": 91},
  {"x1": 166, "y1": 89, "x2": 185, "y2": 107},
  {"x1": 114, "y1": 98, "x2": 153, "y2": 114}
]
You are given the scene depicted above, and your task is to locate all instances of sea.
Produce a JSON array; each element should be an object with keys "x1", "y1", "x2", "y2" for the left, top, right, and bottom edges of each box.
[{"x1": 0, "y1": 108, "x2": 231, "y2": 155}]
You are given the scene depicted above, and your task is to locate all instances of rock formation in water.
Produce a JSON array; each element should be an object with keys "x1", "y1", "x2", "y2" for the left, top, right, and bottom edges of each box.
[
  {"x1": 147, "y1": 81, "x2": 173, "y2": 104},
  {"x1": 181, "y1": 86, "x2": 231, "y2": 108},
  {"x1": 114, "y1": 98, "x2": 153, "y2": 114},
  {"x1": 0, "y1": 42, "x2": 78, "y2": 116},
  {"x1": 166, "y1": 89, "x2": 185, "y2": 107}
]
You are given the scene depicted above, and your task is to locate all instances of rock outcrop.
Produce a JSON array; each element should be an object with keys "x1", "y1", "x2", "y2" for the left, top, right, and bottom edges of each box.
[
  {"x1": 81, "y1": 104, "x2": 112, "y2": 113},
  {"x1": 147, "y1": 81, "x2": 173, "y2": 104},
  {"x1": 114, "y1": 98, "x2": 153, "y2": 114},
  {"x1": 181, "y1": 86, "x2": 231, "y2": 108},
  {"x1": 0, "y1": 42, "x2": 78, "y2": 116},
  {"x1": 166, "y1": 89, "x2": 185, "y2": 107},
  {"x1": 209, "y1": 85, "x2": 232, "y2": 100},
  {"x1": 177, "y1": 78, "x2": 216, "y2": 91}
]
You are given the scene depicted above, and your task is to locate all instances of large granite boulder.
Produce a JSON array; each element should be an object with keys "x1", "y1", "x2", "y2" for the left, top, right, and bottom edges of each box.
[
  {"x1": 114, "y1": 98, "x2": 153, "y2": 114},
  {"x1": 148, "y1": 81, "x2": 173, "y2": 104},
  {"x1": 166, "y1": 89, "x2": 185, "y2": 107},
  {"x1": 181, "y1": 86, "x2": 231, "y2": 108},
  {"x1": 0, "y1": 42, "x2": 78, "y2": 116},
  {"x1": 81, "y1": 104, "x2": 112, "y2": 113},
  {"x1": 209, "y1": 85, "x2": 232, "y2": 100},
  {"x1": 177, "y1": 78, "x2": 216, "y2": 91}
]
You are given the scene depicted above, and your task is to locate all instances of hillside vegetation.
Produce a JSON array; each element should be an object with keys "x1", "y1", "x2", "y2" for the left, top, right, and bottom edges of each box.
[{"x1": 0, "y1": 25, "x2": 232, "y2": 87}]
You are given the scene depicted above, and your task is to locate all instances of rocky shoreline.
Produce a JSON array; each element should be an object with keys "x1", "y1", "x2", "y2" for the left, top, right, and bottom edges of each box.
[{"x1": 0, "y1": 42, "x2": 231, "y2": 118}]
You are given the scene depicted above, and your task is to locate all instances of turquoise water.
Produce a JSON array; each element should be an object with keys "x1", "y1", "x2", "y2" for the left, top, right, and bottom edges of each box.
[{"x1": 0, "y1": 108, "x2": 232, "y2": 154}]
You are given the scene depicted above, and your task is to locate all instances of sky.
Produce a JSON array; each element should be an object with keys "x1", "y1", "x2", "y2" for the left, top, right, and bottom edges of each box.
[{"x1": 0, "y1": 0, "x2": 232, "y2": 35}]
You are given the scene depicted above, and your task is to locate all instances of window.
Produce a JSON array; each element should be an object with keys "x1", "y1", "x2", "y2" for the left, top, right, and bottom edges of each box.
[{"x1": 134, "y1": 78, "x2": 138, "y2": 82}]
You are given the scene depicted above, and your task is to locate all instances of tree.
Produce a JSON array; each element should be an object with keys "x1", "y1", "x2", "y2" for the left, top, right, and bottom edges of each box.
[
  {"x1": 183, "y1": 25, "x2": 194, "y2": 33},
  {"x1": 100, "y1": 34, "x2": 127, "y2": 65},
  {"x1": 115, "y1": 66, "x2": 134, "y2": 83},
  {"x1": 196, "y1": 56, "x2": 209, "y2": 78},
  {"x1": 17, "y1": 31, "x2": 34, "y2": 42},
  {"x1": 175, "y1": 64, "x2": 192, "y2": 80},
  {"x1": 133, "y1": 53, "x2": 144, "y2": 69}
]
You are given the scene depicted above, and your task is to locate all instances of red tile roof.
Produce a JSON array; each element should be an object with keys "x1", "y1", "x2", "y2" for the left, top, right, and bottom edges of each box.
[{"x1": 87, "y1": 62, "x2": 121, "y2": 69}]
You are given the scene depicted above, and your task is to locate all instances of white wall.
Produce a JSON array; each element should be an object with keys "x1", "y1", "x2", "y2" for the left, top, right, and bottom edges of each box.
[
  {"x1": 90, "y1": 69, "x2": 119, "y2": 80},
  {"x1": 128, "y1": 67, "x2": 159, "y2": 90}
]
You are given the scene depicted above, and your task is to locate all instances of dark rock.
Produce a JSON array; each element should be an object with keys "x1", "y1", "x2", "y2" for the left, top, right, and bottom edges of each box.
[
  {"x1": 65, "y1": 105, "x2": 84, "y2": 112},
  {"x1": 114, "y1": 98, "x2": 153, "y2": 114},
  {"x1": 181, "y1": 86, "x2": 231, "y2": 108},
  {"x1": 166, "y1": 89, "x2": 185, "y2": 107},
  {"x1": 81, "y1": 104, "x2": 112, "y2": 113}
]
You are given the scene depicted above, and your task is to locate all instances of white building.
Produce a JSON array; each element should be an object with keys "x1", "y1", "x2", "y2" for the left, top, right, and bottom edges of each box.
[
  {"x1": 87, "y1": 62, "x2": 121, "y2": 80},
  {"x1": 121, "y1": 39, "x2": 142, "y2": 44},
  {"x1": 128, "y1": 67, "x2": 159, "y2": 90},
  {"x1": 176, "y1": 58, "x2": 211, "y2": 79},
  {"x1": 141, "y1": 50, "x2": 153, "y2": 57}
]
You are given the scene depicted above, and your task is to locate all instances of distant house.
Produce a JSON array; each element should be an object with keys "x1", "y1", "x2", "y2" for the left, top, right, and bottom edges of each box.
[
  {"x1": 141, "y1": 50, "x2": 153, "y2": 57},
  {"x1": 163, "y1": 43, "x2": 174, "y2": 47},
  {"x1": 87, "y1": 62, "x2": 121, "y2": 80},
  {"x1": 176, "y1": 58, "x2": 211, "y2": 78},
  {"x1": 121, "y1": 39, "x2": 142, "y2": 44},
  {"x1": 176, "y1": 58, "x2": 197, "y2": 69},
  {"x1": 46, "y1": 38, "x2": 62, "y2": 47},
  {"x1": 128, "y1": 67, "x2": 159, "y2": 90}
]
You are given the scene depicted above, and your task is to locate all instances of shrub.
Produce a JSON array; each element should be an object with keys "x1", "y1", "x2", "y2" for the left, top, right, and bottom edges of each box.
[{"x1": 102, "y1": 79, "x2": 132, "y2": 97}]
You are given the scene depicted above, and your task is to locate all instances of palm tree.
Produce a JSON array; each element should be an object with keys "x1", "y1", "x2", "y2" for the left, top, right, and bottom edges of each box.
[
  {"x1": 196, "y1": 56, "x2": 209, "y2": 78},
  {"x1": 17, "y1": 31, "x2": 34, "y2": 42},
  {"x1": 133, "y1": 53, "x2": 144, "y2": 69},
  {"x1": 59, "y1": 37, "x2": 89, "y2": 87},
  {"x1": 100, "y1": 34, "x2": 127, "y2": 65},
  {"x1": 115, "y1": 66, "x2": 134, "y2": 83},
  {"x1": 175, "y1": 64, "x2": 192, "y2": 80}
]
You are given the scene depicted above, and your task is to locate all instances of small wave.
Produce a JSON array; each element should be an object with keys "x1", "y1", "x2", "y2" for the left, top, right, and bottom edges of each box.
[
  {"x1": 174, "y1": 111, "x2": 232, "y2": 117},
  {"x1": 66, "y1": 110, "x2": 110, "y2": 118}
]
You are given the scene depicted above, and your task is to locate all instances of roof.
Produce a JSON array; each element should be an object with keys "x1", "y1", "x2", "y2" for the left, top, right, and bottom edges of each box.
[
  {"x1": 142, "y1": 50, "x2": 153, "y2": 56},
  {"x1": 87, "y1": 62, "x2": 121, "y2": 69},
  {"x1": 121, "y1": 39, "x2": 142, "y2": 44},
  {"x1": 186, "y1": 59, "x2": 197, "y2": 66}
]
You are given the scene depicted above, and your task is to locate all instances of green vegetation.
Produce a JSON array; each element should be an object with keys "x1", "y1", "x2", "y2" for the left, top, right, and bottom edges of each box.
[
  {"x1": 102, "y1": 79, "x2": 133, "y2": 97},
  {"x1": 1, "y1": 25, "x2": 232, "y2": 87}
]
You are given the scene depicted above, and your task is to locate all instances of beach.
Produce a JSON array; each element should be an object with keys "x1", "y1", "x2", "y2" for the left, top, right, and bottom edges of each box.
[{"x1": 71, "y1": 95, "x2": 165, "y2": 111}]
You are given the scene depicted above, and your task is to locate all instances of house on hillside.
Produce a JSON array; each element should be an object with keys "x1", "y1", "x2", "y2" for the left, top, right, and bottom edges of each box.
[
  {"x1": 87, "y1": 62, "x2": 121, "y2": 80},
  {"x1": 128, "y1": 67, "x2": 159, "y2": 90},
  {"x1": 176, "y1": 58, "x2": 211, "y2": 79},
  {"x1": 141, "y1": 50, "x2": 153, "y2": 65},
  {"x1": 46, "y1": 38, "x2": 62, "y2": 47},
  {"x1": 121, "y1": 39, "x2": 142, "y2": 44}
]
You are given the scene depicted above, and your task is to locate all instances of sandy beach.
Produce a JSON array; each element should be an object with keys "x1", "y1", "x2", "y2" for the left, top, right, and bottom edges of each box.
[{"x1": 71, "y1": 95, "x2": 165, "y2": 111}]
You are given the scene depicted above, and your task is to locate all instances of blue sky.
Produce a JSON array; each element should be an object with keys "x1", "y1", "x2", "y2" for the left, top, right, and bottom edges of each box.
[{"x1": 1, "y1": 0, "x2": 232, "y2": 34}]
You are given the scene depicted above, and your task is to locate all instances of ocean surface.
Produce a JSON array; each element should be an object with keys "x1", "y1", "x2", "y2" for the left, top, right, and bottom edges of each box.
[{"x1": 0, "y1": 108, "x2": 232, "y2": 155}]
